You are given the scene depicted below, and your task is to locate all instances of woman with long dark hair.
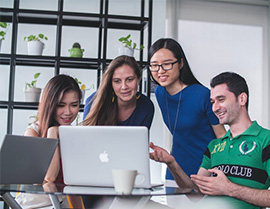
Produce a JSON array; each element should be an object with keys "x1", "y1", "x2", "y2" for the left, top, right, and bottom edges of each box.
[
  {"x1": 17, "y1": 74, "x2": 83, "y2": 208},
  {"x1": 148, "y1": 38, "x2": 226, "y2": 185}
]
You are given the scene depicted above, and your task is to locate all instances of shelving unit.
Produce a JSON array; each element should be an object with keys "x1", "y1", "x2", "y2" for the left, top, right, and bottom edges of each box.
[{"x1": 0, "y1": 0, "x2": 152, "y2": 134}]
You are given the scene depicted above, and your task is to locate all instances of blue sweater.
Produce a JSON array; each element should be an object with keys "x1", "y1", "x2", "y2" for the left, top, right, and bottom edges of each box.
[
  {"x1": 155, "y1": 84, "x2": 219, "y2": 178},
  {"x1": 83, "y1": 92, "x2": 154, "y2": 129}
]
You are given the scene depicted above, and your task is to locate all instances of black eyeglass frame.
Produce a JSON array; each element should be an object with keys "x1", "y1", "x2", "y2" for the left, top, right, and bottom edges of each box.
[{"x1": 148, "y1": 60, "x2": 179, "y2": 72}]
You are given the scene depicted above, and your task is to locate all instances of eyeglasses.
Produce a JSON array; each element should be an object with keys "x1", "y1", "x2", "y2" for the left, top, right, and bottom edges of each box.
[{"x1": 148, "y1": 60, "x2": 179, "y2": 72}]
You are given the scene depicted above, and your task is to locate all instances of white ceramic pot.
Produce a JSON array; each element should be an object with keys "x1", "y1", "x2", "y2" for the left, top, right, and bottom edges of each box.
[
  {"x1": 27, "y1": 41, "x2": 45, "y2": 55},
  {"x1": 24, "y1": 87, "x2": 42, "y2": 102},
  {"x1": 118, "y1": 46, "x2": 134, "y2": 57},
  {"x1": 0, "y1": 39, "x2": 2, "y2": 52}
]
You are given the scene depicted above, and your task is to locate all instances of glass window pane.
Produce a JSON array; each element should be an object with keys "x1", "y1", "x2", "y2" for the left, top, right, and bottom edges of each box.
[
  {"x1": 107, "y1": 29, "x2": 147, "y2": 61},
  {"x1": 109, "y1": 0, "x2": 141, "y2": 16},
  {"x1": 13, "y1": 109, "x2": 38, "y2": 135},
  {"x1": 62, "y1": 27, "x2": 99, "y2": 58},
  {"x1": 19, "y1": 0, "x2": 58, "y2": 11},
  {"x1": 60, "y1": 68, "x2": 97, "y2": 105},
  {"x1": 63, "y1": 0, "x2": 100, "y2": 13},
  {"x1": 0, "y1": 109, "x2": 7, "y2": 139},
  {"x1": 0, "y1": 0, "x2": 13, "y2": 8},
  {"x1": 17, "y1": 24, "x2": 56, "y2": 56},
  {"x1": 0, "y1": 65, "x2": 9, "y2": 101},
  {"x1": 14, "y1": 66, "x2": 54, "y2": 102},
  {"x1": 0, "y1": 23, "x2": 12, "y2": 54}
]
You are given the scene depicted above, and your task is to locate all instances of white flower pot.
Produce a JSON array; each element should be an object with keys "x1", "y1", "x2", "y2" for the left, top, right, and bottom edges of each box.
[
  {"x1": 24, "y1": 87, "x2": 42, "y2": 102},
  {"x1": 0, "y1": 39, "x2": 2, "y2": 52},
  {"x1": 118, "y1": 47, "x2": 134, "y2": 57},
  {"x1": 27, "y1": 41, "x2": 45, "y2": 55}
]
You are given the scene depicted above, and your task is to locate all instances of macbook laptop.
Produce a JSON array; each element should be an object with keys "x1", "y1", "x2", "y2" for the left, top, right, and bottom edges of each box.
[
  {"x1": 59, "y1": 126, "x2": 161, "y2": 189},
  {"x1": 0, "y1": 134, "x2": 58, "y2": 184}
]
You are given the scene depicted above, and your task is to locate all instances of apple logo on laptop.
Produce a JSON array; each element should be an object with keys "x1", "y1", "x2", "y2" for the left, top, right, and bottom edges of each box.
[{"x1": 99, "y1": 151, "x2": 109, "y2": 163}]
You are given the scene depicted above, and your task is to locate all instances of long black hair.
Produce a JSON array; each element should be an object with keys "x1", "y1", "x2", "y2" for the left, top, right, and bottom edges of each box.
[{"x1": 148, "y1": 38, "x2": 201, "y2": 86}]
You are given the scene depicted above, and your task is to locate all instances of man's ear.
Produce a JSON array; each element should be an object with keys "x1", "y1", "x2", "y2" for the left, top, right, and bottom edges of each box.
[{"x1": 239, "y1": 92, "x2": 248, "y2": 106}]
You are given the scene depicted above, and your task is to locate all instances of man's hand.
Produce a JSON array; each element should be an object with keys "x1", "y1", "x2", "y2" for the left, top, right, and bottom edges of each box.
[
  {"x1": 149, "y1": 142, "x2": 175, "y2": 165},
  {"x1": 190, "y1": 168, "x2": 232, "y2": 196}
]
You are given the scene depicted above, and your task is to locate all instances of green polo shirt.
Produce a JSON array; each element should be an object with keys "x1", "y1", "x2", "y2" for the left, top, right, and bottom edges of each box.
[{"x1": 200, "y1": 121, "x2": 270, "y2": 209}]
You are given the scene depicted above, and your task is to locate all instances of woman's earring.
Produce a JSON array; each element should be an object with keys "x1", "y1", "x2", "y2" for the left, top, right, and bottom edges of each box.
[
  {"x1": 112, "y1": 92, "x2": 115, "y2": 103},
  {"x1": 136, "y1": 92, "x2": 141, "y2": 100}
]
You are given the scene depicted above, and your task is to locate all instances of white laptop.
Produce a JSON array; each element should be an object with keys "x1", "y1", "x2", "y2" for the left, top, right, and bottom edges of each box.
[
  {"x1": 0, "y1": 134, "x2": 58, "y2": 184},
  {"x1": 59, "y1": 126, "x2": 161, "y2": 189}
]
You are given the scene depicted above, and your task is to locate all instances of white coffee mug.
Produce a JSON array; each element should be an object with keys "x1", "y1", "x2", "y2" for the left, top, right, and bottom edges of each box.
[{"x1": 112, "y1": 169, "x2": 145, "y2": 195}]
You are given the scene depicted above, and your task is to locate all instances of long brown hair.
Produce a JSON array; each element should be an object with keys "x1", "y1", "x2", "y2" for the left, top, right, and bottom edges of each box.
[
  {"x1": 83, "y1": 55, "x2": 141, "y2": 126},
  {"x1": 37, "y1": 74, "x2": 82, "y2": 137}
]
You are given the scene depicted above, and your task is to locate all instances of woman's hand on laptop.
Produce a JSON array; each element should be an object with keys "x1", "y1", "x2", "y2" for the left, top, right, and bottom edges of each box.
[{"x1": 149, "y1": 142, "x2": 175, "y2": 165}]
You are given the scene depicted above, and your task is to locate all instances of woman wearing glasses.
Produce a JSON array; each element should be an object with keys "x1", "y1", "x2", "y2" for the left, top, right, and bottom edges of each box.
[{"x1": 148, "y1": 38, "x2": 226, "y2": 185}]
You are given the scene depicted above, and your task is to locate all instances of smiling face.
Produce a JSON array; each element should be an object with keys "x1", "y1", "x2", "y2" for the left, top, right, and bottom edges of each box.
[
  {"x1": 112, "y1": 64, "x2": 139, "y2": 105},
  {"x1": 54, "y1": 90, "x2": 80, "y2": 125},
  {"x1": 210, "y1": 83, "x2": 242, "y2": 126},
  {"x1": 150, "y1": 48, "x2": 183, "y2": 93}
]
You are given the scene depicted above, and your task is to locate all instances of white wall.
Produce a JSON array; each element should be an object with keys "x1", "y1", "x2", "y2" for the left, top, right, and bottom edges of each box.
[{"x1": 169, "y1": 0, "x2": 269, "y2": 129}]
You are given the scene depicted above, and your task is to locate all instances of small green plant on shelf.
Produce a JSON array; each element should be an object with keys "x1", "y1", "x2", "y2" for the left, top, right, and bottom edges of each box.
[
  {"x1": 0, "y1": 22, "x2": 8, "y2": 40},
  {"x1": 69, "y1": 42, "x2": 84, "y2": 58},
  {"x1": 24, "y1": 34, "x2": 48, "y2": 55},
  {"x1": 118, "y1": 34, "x2": 144, "y2": 50},
  {"x1": 24, "y1": 73, "x2": 42, "y2": 102},
  {"x1": 24, "y1": 33, "x2": 48, "y2": 42},
  {"x1": 74, "y1": 77, "x2": 95, "y2": 104},
  {"x1": 25, "y1": 72, "x2": 41, "y2": 89},
  {"x1": 74, "y1": 77, "x2": 86, "y2": 90}
]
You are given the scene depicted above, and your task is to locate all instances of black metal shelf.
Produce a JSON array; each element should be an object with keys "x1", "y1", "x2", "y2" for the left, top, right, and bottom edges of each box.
[
  {"x1": 0, "y1": 54, "x2": 148, "y2": 69},
  {"x1": 0, "y1": 101, "x2": 85, "y2": 111},
  {"x1": 0, "y1": 8, "x2": 13, "y2": 22},
  {"x1": 1, "y1": 0, "x2": 152, "y2": 134},
  {"x1": 0, "y1": 7, "x2": 150, "y2": 30}
]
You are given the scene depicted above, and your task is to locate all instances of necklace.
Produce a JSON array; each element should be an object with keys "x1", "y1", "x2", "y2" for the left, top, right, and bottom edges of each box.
[{"x1": 165, "y1": 90, "x2": 182, "y2": 140}]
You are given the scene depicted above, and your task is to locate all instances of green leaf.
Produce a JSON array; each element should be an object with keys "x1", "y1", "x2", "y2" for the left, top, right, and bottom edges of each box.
[
  {"x1": 31, "y1": 80, "x2": 37, "y2": 87},
  {"x1": 38, "y1": 34, "x2": 44, "y2": 39},
  {"x1": 0, "y1": 22, "x2": 7, "y2": 28},
  {"x1": 119, "y1": 37, "x2": 125, "y2": 42},
  {"x1": 24, "y1": 34, "x2": 48, "y2": 42},
  {"x1": 34, "y1": 73, "x2": 40, "y2": 79},
  {"x1": 74, "y1": 78, "x2": 82, "y2": 85}
]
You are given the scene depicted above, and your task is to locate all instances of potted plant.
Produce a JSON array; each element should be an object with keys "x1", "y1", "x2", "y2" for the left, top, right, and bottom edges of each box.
[
  {"x1": 24, "y1": 72, "x2": 42, "y2": 102},
  {"x1": 0, "y1": 22, "x2": 8, "y2": 51},
  {"x1": 68, "y1": 42, "x2": 84, "y2": 58},
  {"x1": 24, "y1": 33, "x2": 48, "y2": 55},
  {"x1": 75, "y1": 78, "x2": 87, "y2": 103},
  {"x1": 118, "y1": 34, "x2": 144, "y2": 57}
]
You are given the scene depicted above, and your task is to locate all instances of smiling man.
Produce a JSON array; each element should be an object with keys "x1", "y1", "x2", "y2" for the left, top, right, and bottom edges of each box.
[{"x1": 150, "y1": 72, "x2": 270, "y2": 209}]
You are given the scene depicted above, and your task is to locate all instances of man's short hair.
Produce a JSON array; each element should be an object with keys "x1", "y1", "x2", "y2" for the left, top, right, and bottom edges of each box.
[{"x1": 210, "y1": 72, "x2": 249, "y2": 109}]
